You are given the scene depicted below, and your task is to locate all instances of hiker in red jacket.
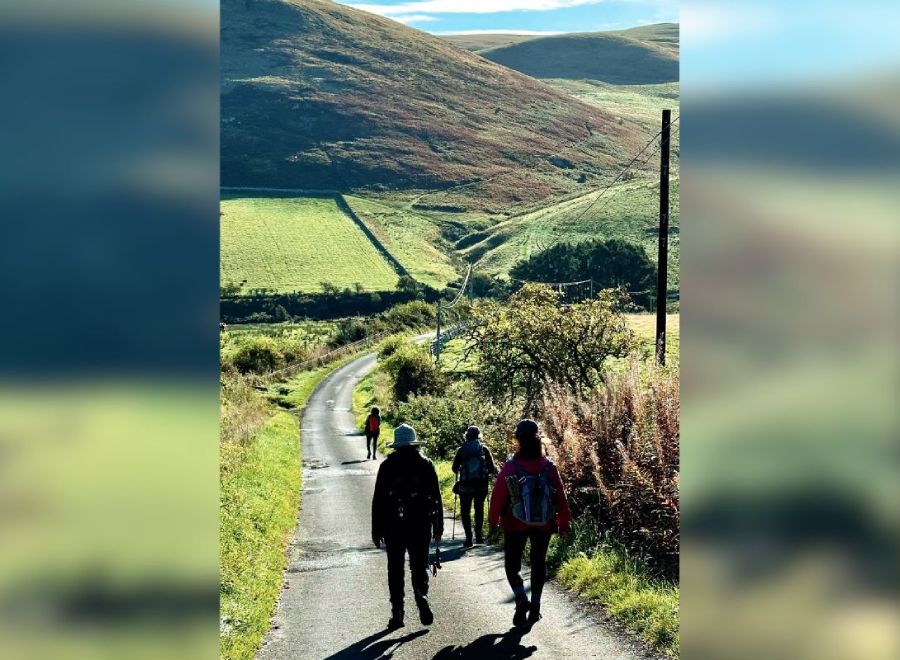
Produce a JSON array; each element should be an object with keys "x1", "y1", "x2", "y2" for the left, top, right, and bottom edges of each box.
[
  {"x1": 489, "y1": 419, "x2": 572, "y2": 627},
  {"x1": 364, "y1": 406, "x2": 381, "y2": 460}
]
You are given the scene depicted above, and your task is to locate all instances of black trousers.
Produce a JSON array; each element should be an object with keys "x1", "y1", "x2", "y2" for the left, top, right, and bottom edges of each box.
[
  {"x1": 385, "y1": 526, "x2": 431, "y2": 609},
  {"x1": 504, "y1": 529, "x2": 552, "y2": 608},
  {"x1": 365, "y1": 432, "x2": 379, "y2": 455},
  {"x1": 458, "y1": 490, "x2": 487, "y2": 541}
]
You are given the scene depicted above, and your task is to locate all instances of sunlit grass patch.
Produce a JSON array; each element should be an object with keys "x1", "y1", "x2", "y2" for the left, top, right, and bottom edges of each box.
[{"x1": 220, "y1": 412, "x2": 300, "y2": 660}]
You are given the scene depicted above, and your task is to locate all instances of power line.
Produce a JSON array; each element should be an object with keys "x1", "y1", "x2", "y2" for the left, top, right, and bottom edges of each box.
[
  {"x1": 566, "y1": 115, "x2": 679, "y2": 229},
  {"x1": 442, "y1": 264, "x2": 472, "y2": 309}
]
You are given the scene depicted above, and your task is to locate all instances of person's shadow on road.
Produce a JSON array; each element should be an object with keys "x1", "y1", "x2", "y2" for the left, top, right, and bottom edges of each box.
[
  {"x1": 324, "y1": 628, "x2": 429, "y2": 659},
  {"x1": 432, "y1": 627, "x2": 537, "y2": 659}
]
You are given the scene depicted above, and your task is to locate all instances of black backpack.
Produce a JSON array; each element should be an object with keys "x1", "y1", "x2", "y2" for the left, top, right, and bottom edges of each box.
[{"x1": 387, "y1": 470, "x2": 428, "y2": 524}]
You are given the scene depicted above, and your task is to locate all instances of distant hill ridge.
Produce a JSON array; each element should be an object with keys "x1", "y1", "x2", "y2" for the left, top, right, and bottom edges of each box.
[
  {"x1": 221, "y1": 0, "x2": 646, "y2": 209},
  {"x1": 443, "y1": 24, "x2": 679, "y2": 84}
]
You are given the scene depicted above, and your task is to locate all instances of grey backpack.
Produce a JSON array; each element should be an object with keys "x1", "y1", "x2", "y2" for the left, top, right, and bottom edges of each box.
[
  {"x1": 506, "y1": 460, "x2": 556, "y2": 526},
  {"x1": 458, "y1": 439, "x2": 487, "y2": 484}
]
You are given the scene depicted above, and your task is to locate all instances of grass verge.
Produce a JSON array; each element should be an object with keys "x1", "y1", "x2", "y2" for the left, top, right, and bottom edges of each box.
[
  {"x1": 548, "y1": 521, "x2": 679, "y2": 656},
  {"x1": 221, "y1": 351, "x2": 369, "y2": 659},
  {"x1": 220, "y1": 412, "x2": 301, "y2": 660}
]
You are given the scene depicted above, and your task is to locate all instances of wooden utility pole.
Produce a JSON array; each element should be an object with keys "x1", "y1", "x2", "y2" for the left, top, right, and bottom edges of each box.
[{"x1": 655, "y1": 109, "x2": 671, "y2": 365}]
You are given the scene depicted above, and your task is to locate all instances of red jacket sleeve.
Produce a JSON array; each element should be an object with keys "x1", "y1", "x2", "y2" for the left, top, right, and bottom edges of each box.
[
  {"x1": 488, "y1": 462, "x2": 512, "y2": 529},
  {"x1": 550, "y1": 464, "x2": 572, "y2": 532}
]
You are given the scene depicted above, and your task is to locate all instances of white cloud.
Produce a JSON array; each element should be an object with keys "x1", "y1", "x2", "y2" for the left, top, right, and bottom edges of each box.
[
  {"x1": 681, "y1": 3, "x2": 780, "y2": 45},
  {"x1": 349, "y1": 0, "x2": 606, "y2": 17},
  {"x1": 391, "y1": 14, "x2": 439, "y2": 24},
  {"x1": 437, "y1": 29, "x2": 564, "y2": 35}
]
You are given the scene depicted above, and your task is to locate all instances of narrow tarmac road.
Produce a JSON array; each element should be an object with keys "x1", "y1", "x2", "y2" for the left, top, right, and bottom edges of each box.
[{"x1": 259, "y1": 352, "x2": 646, "y2": 659}]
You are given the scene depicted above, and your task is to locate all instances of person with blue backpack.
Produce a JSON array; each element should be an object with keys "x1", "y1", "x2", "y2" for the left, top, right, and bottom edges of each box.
[
  {"x1": 451, "y1": 426, "x2": 498, "y2": 548},
  {"x1": 489, "y1": 419, "x2": 572, "y2": 627}
]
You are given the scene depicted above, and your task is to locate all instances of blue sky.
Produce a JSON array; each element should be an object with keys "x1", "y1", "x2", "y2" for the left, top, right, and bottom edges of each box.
[{"x1": 340, "y1": 0, "x2": 679, "y2": 35}]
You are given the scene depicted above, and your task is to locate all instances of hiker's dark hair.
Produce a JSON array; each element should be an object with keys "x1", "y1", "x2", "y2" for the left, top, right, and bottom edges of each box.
[
  {"x1": 371, "y1": 406, "x2": 380, "y2": 416},
  {"x1": 514, "y1": 421, "x2": 542, "y2": 460}
]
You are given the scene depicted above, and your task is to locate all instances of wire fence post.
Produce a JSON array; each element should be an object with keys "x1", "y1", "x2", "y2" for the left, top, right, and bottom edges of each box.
[
  {"x1": 655, "y1": 109, "x2": 671, "y2": 366},
  {"x1": 435, "y1": 301, "x2": 442, "y2": 364}
]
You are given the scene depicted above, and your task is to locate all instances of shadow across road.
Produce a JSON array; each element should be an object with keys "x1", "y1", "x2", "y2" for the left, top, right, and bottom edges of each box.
[
  {"x1": 432, "y1": 627, "x2": 537, "y2": 659},
  {"x1": 324, "y1": 628, "x2": 429, "y2": 659}
]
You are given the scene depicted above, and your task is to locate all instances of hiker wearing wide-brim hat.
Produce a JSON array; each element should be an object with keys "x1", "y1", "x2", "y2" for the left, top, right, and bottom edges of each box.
[
  {"x1": 372, "y1": 424, "x2": 443, "y2": 630},
  {"x1": 387, "y1": 422, "x2": 425, "y2": 448},
  {"x1": 451, "y1": 425, "x2": 497, "y2": 548}
]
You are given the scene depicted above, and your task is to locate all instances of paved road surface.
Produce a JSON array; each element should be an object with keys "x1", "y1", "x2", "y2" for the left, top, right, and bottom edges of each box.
[{"x1": 259, "y1": 352, "x2": 645, "y2": 659}]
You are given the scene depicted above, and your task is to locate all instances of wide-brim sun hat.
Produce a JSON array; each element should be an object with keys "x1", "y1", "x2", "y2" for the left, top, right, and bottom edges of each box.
[
  {"x1": 463, "y1": 425, "x2": 482, "y2": 441},
  {"x1": 389, "y1": 423, "x2": 424, "y2": 448}
]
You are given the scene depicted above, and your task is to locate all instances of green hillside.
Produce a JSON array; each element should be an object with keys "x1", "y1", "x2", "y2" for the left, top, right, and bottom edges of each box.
[
  {"x1": 220, "y1": 196, "x2": 399, "y2": 293},
  {"x1": 477, "y1": 31, "x2": 678, "y2": 84},
  {"x1": 460, "y1": 178, "x2": 680, "y2": 290},
  {"x1": 612, "y1": 23, "x2": 679, "y2": 56},
  {"x1": 221, "y1": 0, "x2": 645, "y2": 210}
]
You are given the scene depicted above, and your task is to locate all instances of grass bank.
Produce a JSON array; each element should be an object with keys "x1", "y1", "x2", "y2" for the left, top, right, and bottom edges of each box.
[
  {"x1": 221, "y1": 351, "x2": 367, "y2": 659},
  {"x1": 220, "y1": 412, "x2": 301, "y2": 660}
]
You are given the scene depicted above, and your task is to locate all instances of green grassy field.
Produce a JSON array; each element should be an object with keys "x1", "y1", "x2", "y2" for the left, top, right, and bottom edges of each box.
[
  {"x1": 220, "y1": 196, "x2": 399, "y2": 293},
  {"x1": 344, "y1": 195, "x2": 459, "y2": 289},
  {"x1": 546, "y1": 80, "x2": 679, "y2": 134},
  {"x1": 464, "y1": 178, "x2": 679, "y2": 290}
]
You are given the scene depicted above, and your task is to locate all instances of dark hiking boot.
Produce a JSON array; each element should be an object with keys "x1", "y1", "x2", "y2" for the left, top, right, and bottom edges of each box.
[
  {"x1": 527, "y1": 607, "x2": 542, "y2": 625},
  {"x1": 387, "y1": 609, "x2": 404, "y2": 630},
  {"x1": 474, "y1": 533, "x2": 484, "y2": 545},
  {"x1": 513, "y1": 597, "x2": 529, "y2": 627},
  {"x1": 416, "y1": 597, "x2": 434, "y2": 626},
  {"x1": 463, "y1": 537, "x2": 474, "y2": 549}
]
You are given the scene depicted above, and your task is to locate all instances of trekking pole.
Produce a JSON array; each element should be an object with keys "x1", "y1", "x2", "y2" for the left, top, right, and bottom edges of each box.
[{"x1": 452, "y1": 481, "x2": 458, "y2": 540}]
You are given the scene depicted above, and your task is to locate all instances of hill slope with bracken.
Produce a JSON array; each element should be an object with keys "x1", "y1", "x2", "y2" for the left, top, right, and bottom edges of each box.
[
  {"x1": 471, "y1": 29, "x2": 678, "y2": 84},
  {"x1": 221, "y1": 0, "x2": 645, "y2": 209}
]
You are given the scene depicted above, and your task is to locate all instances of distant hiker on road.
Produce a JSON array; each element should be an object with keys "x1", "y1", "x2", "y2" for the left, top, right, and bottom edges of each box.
[
  {"x1": 452, "y1": 426, "x2": 497, "y2": 548},
  {"x1": 372, "y1": 424, "x2": 444, "y2": 630},
  {"x1": 489, "y1": 419, "x2": 572, "y2": 628},
  {"x1": 365, "y1": 406, "x2": 381, "y2": 460}
]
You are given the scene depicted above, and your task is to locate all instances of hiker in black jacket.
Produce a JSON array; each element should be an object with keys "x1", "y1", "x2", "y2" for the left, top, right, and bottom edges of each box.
[
  {"x1": 451, "y1": 426, "x2": 497, "y2": 548},
  {"x1": 372, "y1": 424, "x2": 444, "y2": 630}
]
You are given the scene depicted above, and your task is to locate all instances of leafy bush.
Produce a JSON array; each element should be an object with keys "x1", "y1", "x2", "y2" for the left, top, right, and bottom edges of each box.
[
  {"x1": 510, "y1": 238, "x2": 657, "y2": 309},
  {"x1": 229, "y1": 337, "x2": 284, "y2": 374},
  {"x1": 330, "y1": 317, "x2": 370, "y2": 347},
  {"x1": 393, "y1": 380, "x2": 517, "y2": 460},
  {"x1": 377, "y1": 335, "x2": 407, "y2": 360},
  {"x1": 464, "y1": 284, "x2": 637, "y2": 408},
  {"x1": 541, "y1": 364, "x2": 679, "y2": 577},
  {"x1": 373, "y1": 300, "x2": 435, "y2": 333},
  {"x1": 383, "y1": 344, "x2": 445, "y2": 402}
]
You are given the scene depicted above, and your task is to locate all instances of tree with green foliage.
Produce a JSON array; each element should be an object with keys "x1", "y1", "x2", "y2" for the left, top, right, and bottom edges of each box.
[
  {"x1": 383, "y1": 344, "x2": 445, "y2": 402},
  {"x1": 395, "y1": 275, "x2": 422, "y2": 296},
  {"x1": 510, "y1": 238, "x2": 656, "y2": 309},
  {"x1": 463, "y1": 284, "x2": 636, "y2": 407}
]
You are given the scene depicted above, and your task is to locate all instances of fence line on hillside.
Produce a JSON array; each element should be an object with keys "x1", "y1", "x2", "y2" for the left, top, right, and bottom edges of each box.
[{"x1": 333, "y1": 194, "x2": 411, "y2": 278}]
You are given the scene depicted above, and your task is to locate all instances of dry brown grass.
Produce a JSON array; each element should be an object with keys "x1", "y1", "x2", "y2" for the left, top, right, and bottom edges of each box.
[
  {"x1": 220, "y1": 373, "x2": 271, "y2": 447},
  {"x1": 542, "y1": 363, "x2": 679, "y2": 574}
]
